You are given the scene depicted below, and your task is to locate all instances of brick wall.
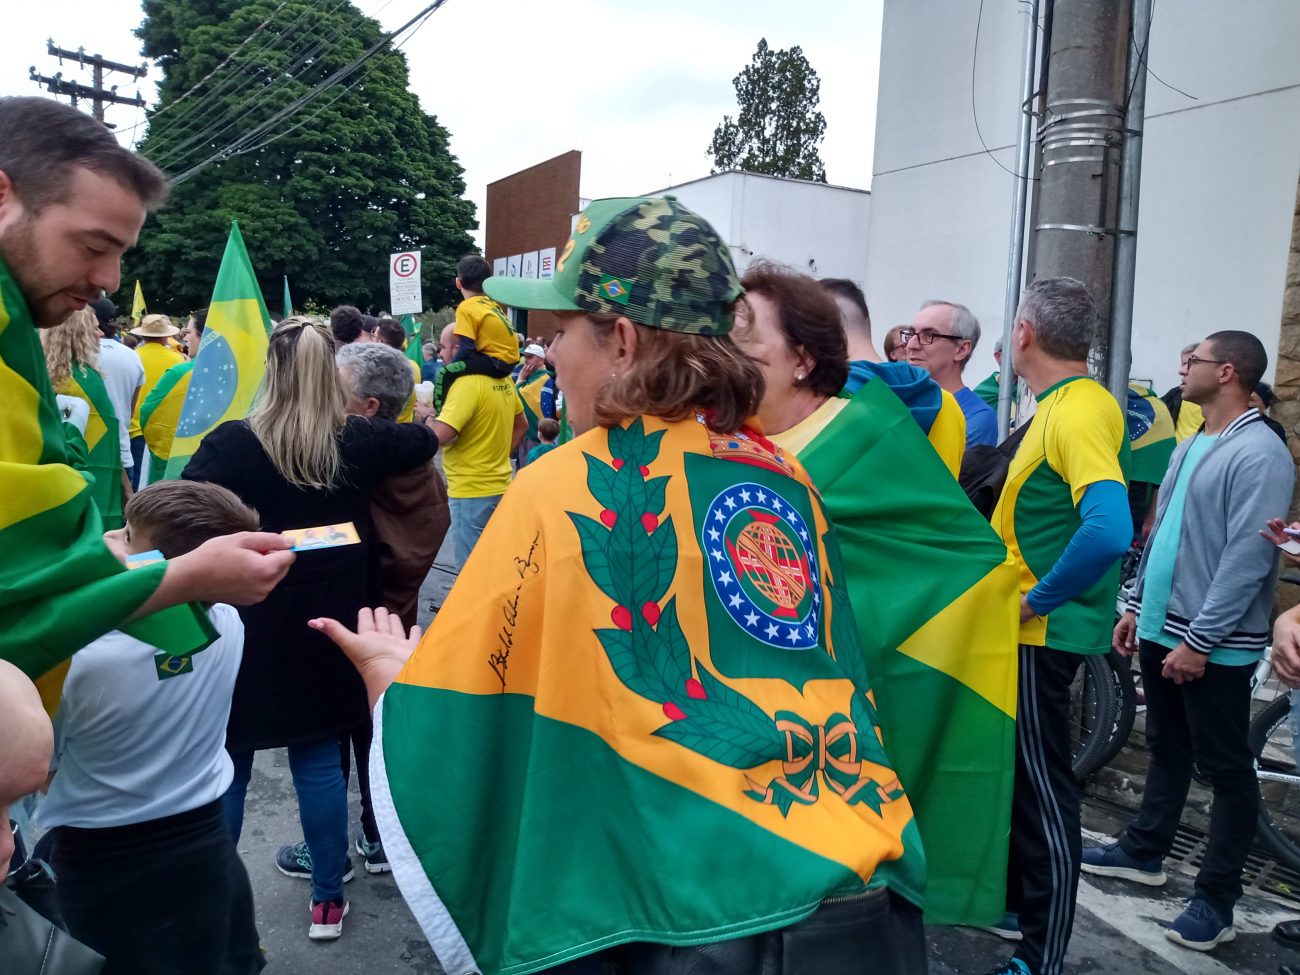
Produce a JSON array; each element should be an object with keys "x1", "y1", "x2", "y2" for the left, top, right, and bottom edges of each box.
[{"x1": 485, "y1": 150, "x2": 581, "y2": 342}]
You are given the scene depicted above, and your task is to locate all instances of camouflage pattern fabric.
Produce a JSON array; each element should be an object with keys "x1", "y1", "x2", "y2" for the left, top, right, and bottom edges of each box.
[{"x1": 572, "y1": 198, "x2": 743, "y2": 335}]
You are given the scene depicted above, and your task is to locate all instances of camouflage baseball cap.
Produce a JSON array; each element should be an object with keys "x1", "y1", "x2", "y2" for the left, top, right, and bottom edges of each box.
[{"x1": 483, "y1": 196, "x2": 743, "y2": 335}]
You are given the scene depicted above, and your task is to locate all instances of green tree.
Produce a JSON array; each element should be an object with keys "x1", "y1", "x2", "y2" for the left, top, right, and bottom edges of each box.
[
  {"x1": 708, "y1": 38, "x2": 828, "y2": 183},
  {"x1": 124, "y1": 0, "x2": 476, "y2": 314}
]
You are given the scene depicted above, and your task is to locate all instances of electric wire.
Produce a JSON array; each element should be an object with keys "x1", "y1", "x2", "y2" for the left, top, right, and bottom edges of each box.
[
  {"x1": 971, "y1": 0, "x2": 1037, "y2": 181},
  {"x1": 148, "y1": 0, "x2": 363, "y2": 169},
  {"x1": 140, "y1": 0, "x2": 342, "y2": 156},
  {"x1": 169, "y1": 0, "x2": 450, "y2": 187}
]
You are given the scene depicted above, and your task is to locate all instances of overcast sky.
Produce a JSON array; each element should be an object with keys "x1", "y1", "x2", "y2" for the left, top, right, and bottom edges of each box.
[{"x1": 7, "y1": 0, "x2": 883, "y2": 244}]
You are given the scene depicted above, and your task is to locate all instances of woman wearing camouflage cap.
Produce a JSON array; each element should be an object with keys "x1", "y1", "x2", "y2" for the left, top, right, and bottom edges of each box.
[{"x1": 312, "y1": 197, "x2": 928, "y2": 974}]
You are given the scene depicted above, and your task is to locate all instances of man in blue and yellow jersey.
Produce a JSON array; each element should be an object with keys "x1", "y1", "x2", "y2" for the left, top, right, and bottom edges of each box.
[{"x1": 985, "y1": 278, "x2": 1132, "y2": 975}]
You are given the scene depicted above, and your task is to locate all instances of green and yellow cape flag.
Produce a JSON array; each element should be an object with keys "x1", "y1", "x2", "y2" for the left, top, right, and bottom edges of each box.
[
  {"x1": 1126, "y1": 383, "x2": 1175, "y2": 485},
  {"x1": 779, "y1": 379, "x2": 1020, "y2": 925},
  {"x1": 140, "y1": 359, "x2": 195, "y2": 485},
  {"x1": 131, "y1": 279, "x2": 147, "y2": 324},
  {"x1": 374, "y1": 416, "x2": 925, "y2": 975},
  {"x1": 0, "y1": 260, "x2": 214, "y2": 697},
  {"x1": 165, "y1": 222, "x2": 272, "y2": 479},
  {"x1": 56, "y1": 364, "x2": 124, "y2": 530}
]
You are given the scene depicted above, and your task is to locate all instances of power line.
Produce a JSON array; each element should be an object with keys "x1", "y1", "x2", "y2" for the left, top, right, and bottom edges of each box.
[
  {"x1": 146, "y1": 0, "x2": 357, "y2": 168},
  {"x1": 169, "y1": 0, "x2": 452, "y2": 187},
  {"x1": 971, "y1": 0, "x2": 1038, "y2": 181}
]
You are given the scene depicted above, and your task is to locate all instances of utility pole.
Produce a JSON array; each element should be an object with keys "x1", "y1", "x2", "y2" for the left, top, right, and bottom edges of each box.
[
  {"x1": 29, "y1": 40, "x2": 147, "y2": 128},
  {"x1": 1026, "y1": 0, "x2": 1133, "y2": 388}
]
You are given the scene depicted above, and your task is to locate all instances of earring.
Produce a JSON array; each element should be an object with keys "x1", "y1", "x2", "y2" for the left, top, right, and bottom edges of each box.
[{"x1": 794, "y1": 371, "x2": 805, "y2": 382}]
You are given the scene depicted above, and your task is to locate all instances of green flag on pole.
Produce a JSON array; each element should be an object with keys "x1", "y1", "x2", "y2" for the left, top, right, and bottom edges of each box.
[
  {"x1": 401, "y1": 313, "x2": 422, "y2": 365},
  {"x1": 165, "y1": 222, "x2": 273, "y2": 479},
  {"x1": 282, "y1": 275, "x2": 293, "y2": 320}
]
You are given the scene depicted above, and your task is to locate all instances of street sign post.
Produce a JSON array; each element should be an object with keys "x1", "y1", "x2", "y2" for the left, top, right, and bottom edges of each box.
[{"x1": 389, "y1": 250, "x2": 423, "y2": 315}]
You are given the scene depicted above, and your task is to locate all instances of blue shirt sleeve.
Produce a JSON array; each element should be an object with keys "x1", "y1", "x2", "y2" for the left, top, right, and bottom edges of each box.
[{"x1": 1025, "y1": 480, "x2": 1131, "y2": 617}]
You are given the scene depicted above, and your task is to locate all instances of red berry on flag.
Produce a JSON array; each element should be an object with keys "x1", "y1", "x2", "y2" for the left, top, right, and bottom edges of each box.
[
  {"x1": 642, "y1": 601, "x2": 660, "y2": 625},
  {"x1": 641, "y1": 512, "x2": 658, "y2": 533},
  {"x1": 600, "y1": 509, "x2": 617, "y2": 528},
  {"x1": 686, "y1": 678, "x2": 706, "y2": 700},
  {"x1": 611, "y1": 605, "x2": 632, "y2": 630},
  {"x1": 663, "y1": 702, "x2": 686, "y2": 721},
  {"x1": 639, "y1": 465, "x2": 649, "y2": 476},
  {"x1": 611, "y1": 458, "x2": 625, "y2": 470}
]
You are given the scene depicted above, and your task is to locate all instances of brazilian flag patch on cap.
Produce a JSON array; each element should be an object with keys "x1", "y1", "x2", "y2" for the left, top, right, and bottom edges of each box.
[{"x1": 597, "y1": 274, "x2": 633, "y2": 306}]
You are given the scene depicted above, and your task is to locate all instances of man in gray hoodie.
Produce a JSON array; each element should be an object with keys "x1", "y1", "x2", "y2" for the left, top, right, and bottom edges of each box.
[{"x1": 1083, "y1": 330, "x2": 1294, "y2": 953}]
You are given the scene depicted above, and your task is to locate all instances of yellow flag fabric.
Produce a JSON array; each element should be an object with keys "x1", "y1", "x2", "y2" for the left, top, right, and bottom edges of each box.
[
  {"x1": 0, "y1": 258, "x2": 214, "y2": 688},
  {"x1": 131, "y1": 280, "x2": 147, "y2": 324},
  {"x1": 165, "y1": 222, "x2": 272, "y2": 479},
  {"x1": 374, "y1": 415, "x2": 925, "y2": 975}
]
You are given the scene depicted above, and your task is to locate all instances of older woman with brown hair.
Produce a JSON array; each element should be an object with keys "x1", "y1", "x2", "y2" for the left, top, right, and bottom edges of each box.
[
  {"x1": 732, "y1": 261, "x2": 1021, "y2": 936},
  {"x1": 313, "y1": 198, "x2": 927, "y2": 975}
]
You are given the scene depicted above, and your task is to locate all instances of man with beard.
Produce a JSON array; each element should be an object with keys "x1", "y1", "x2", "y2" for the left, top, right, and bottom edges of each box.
[{"x1": 0, "y1": 96, "x2": 293, "y2": 686}]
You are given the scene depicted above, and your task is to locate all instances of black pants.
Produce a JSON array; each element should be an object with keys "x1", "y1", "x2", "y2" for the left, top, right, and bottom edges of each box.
[
  {"x1": 542, "y1": 889, "x2": 925, "y2": 975},
  {"x1": 339, "y1": 719, "x2": 378, "y2": 844},
  {"x1": 51, "y1": 800, "x2": 264, "y2": 975},
  {"x1": 1119, "y1": 639, "x2": 1258, "y2": 914},
  {"x1": 1007, "y1": 644, "x2": 1083, "y2": 975}
]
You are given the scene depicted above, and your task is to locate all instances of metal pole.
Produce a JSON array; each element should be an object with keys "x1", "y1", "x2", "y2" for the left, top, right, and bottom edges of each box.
[
  {"x1": 1107, "y1": 0, "x2": 1153, "y2": 403},
  {"x1": 997, "y1": 0, "x2": 1041, "y2": 438}
]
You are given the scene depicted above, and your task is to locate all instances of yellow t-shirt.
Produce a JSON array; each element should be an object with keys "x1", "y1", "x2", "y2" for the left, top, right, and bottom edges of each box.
[
  {"x1": 131, "y1": 341, "x2": 187, "y2": 437},
  {"x1": 991, "y1": 376, "x2": 1129, "y2": 653},
  {"x1": 440, "y1": 374, "x2": 523, "y2": 498},
  {"x1": 454, "y1": 294, "x2": 518, "y2": 364},
  {"x1": 1174, "y1": 399, "x2": 1204, "y2": 441},
  {"x1": 766, "y1": 397, "x2": 850, "y2": 455},
  {"x1": 398, "y1": 358, "x2": 420, "y2": 424}
]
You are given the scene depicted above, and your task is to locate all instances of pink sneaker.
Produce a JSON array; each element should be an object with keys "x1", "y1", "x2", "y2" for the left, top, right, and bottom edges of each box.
[{"x1": 308, "y1": 898, "x2": 349, "y2": 940}]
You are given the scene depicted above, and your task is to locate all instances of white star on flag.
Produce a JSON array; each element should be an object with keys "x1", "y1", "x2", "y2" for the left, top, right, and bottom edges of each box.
[
  {"x1": 728, "y1": 593, "x2": 743, "y2": 609},
  {"x1": 744, "y1": 611, "x2": 759, "y2": 627},
  {"x1": 787, "y1": 627, "x2": 801, "y2": 643},
  {"x1": 765, "y1": 623, "x2": 780, "y2": 639},
  {"x1": 717, "y1": 570, "x2": 734, "y2": 585},
  {"x1": 724, "y1": 495, "x2": 736, "y2": 509},
  {"x1": 707, "y1": 528, "x2": 720, "y2": 541},
  {"x1": 710, "y1": 549, "x2": 725, "y2": 562},
  {"x1": 739, "y1": 489, "x2": 751, "y2": 502}
]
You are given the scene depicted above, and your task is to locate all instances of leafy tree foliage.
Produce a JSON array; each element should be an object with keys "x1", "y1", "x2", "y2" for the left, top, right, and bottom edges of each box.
[
  {"x1": 124, "y1": 0, "x2": 476, "y2": 314},
  {"x1": 708, "y1": 38, "x2": 828, "y2": 183}
]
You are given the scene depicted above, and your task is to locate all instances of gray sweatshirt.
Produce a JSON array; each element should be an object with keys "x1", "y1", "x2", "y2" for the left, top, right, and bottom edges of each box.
[{"x1": 1124, "y1": 409, "x2": 1294, "y2": 656}]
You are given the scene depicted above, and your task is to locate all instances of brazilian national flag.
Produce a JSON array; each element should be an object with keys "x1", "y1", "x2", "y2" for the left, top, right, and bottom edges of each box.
[
  {"x1": 165, "y1": 222, "x2": 272, "y2": 479},
  {"x1": 56, "y1": 364, "x2": 124, "y2": 530},
  {"x1": 789, "y1": 379, "x2": 1021, "y2": 925},
  {"x1": 140, "y1": 360, "x2": 195, "y2": 485},
  {"x1": 0, "y1": 258, "x2": 214, "y2": 704}
]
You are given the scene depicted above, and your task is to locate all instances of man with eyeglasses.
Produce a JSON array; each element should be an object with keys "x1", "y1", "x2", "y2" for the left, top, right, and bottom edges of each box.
[
  {"x1": 903, "y1": 300, "x2": 998, "y2": 447},
  {"x1": 1084, "y1": 331, "x2": 1293, "y2": 953},
  {"x1": 984, "y1": 277, "x2": 1132, "y2": 975}
]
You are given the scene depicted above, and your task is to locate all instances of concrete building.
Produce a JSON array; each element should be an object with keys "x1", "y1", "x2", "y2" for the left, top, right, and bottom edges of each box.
[
  {"x1": 645, "y1": 170, "x2": 870, "y2": 282},
  {"x1": 864, "y1": 0, "x2": 1300, "y2": 393}
]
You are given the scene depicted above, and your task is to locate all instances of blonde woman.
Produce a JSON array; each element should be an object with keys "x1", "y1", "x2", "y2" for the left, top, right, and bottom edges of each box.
[
  {"x1": 42, "y1": 308, "x2": 127, "y2": 529},
  {"x1": 182, "y1": 317, "x2": 437, "y2": 941}
]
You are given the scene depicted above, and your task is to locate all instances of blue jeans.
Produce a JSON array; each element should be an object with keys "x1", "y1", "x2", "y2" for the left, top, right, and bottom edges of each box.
[
  {"x1": 223, "y1": 738, "x2": 348, "y2": 904},
  {"x1": 448, "y1": 494, "x2": 502, "y2": 566}
]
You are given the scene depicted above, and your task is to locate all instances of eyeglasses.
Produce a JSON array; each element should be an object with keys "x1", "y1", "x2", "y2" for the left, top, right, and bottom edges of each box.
[
  {"x1": 1184, "y1": 355, "x2": 1227, "y2": 368},
  {"x1": 899, "y1": 327, "x2": 964, "y2": 346}
]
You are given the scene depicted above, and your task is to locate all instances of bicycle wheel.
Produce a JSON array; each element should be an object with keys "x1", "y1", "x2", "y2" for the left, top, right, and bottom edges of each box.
[
  {"x1": 1249, "y1": 694, "x2": 1300, "y2": 872},
  {"x1": 1070, "y1": 652, "x2": 1125, "y2": 780}
]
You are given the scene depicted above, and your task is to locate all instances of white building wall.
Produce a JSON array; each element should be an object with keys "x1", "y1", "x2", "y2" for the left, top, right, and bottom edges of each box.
[
  {"x1": 650, "y1": 171, "x2": 871, "y2": 283},
  {"x1": 866, "y1": 0, "x2": 1300, "y2": 392}
]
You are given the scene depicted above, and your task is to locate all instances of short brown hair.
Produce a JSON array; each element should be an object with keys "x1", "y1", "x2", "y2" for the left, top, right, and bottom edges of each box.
[
  {"x1": 537, "y1": 418, "x2": 560, "y2": 442},
  {"x1": 589, "y1": 314, "x2": 764, "y2": 434},
  {"x1": 125, "y1": 481, "x2": 260, "y2": 559},
  {"x1": 0, "y1": 97, "x2": 167, "y2": 213},
  {"x1": 740, "y1": 261, "x2": 848, "y2": 396}
]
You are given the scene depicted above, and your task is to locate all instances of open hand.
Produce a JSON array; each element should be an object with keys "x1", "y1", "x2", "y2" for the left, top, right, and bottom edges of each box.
[
  {"x1": 310, "y1": 607, "x2": 421, "y2": 706},
  {"x1": 1261, "y1": 518, "x2": 1300, "y2": 567}
]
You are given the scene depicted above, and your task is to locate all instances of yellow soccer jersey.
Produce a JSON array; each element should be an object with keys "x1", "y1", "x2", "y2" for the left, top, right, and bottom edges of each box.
[
  {"x1": 992, "y1": 376, "x2": 1129, "y2": 653},
  {"x1": 440, "y1": 374, "x2": 523, "y2": 498},
  {"x1": 454, "y1": 294, "x2": 518, "y2": 364},
  {"x1": 131, "y1": 341, "x2": 186, "y2": 437}
]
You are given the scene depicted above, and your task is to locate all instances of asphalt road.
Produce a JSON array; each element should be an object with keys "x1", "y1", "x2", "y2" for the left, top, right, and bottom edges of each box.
[{"x1": 230, "y1": 555, "x2": 1300, "y2": 973}]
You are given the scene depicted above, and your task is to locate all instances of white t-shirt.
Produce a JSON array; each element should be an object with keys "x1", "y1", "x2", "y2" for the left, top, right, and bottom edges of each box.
[
  {"x1": 39, "y1": 604, "x2": 244, "y2": 829},
  {"x1": 96, "y1": 338, "x2": 145, "y2": 467}
]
